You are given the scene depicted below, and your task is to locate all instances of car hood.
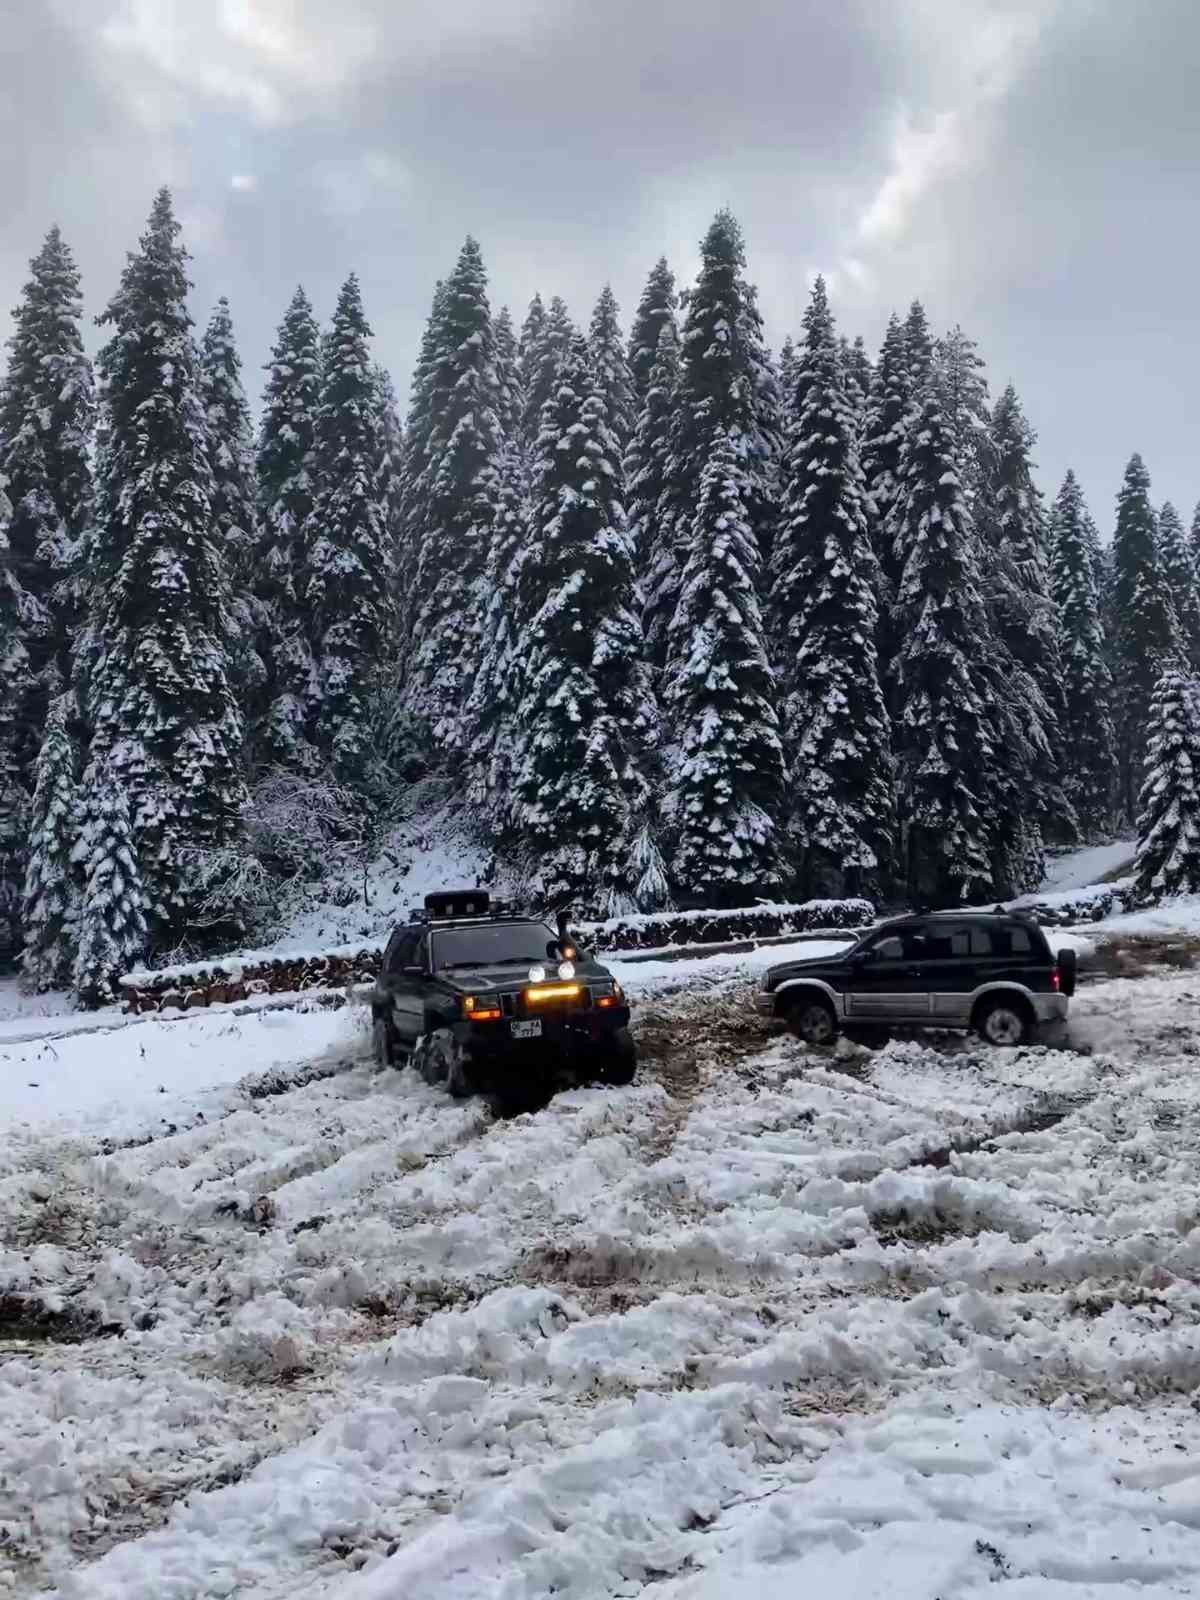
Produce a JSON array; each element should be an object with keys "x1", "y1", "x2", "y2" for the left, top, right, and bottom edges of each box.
[
  {"x1": 441, "y1": 960, "x2": 608, "y2": 994},
  {"x1": 765, "y1": 952, "x2": 851, "y2": 987}
]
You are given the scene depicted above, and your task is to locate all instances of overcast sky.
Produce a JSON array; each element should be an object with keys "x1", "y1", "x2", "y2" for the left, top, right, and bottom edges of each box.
[{"x1": 3, "y1": 0, "x2": 1196, "y2": 526}]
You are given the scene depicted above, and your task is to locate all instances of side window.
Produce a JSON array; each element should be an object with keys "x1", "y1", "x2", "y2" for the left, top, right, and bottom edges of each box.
[
  {"x1": 985, "y1": 925, "x2": 1032, "y2": 957},
  {"x1": 385, "y1": 929, "x2": 420, "y2": 974},
  {"x1": 872, "y1": 934, "x2": 906, "y2": 960},
  {"x1": 926, "y1": 924, "x2": 974, "y2": 957}
]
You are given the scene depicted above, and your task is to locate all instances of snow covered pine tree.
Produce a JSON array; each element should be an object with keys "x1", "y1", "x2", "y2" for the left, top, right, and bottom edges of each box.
[
  {"x1": 303, "y1": 274, "x2": 393, "y2": 779},
  {"x1": 72, "y1": 759, "x2": 148, "y2": 1006},
  {"x1": 1134, "y1": 668, "x2": 1200, "y2": 900},
  {"x1": 510, "y1": 335, "x2": 661, "y2": 913},
  {"x1": 1050, "y1": 471, "x2": 1116, "y2": 837},
  {"x1": 254, "y1": 286, "x2": 324, "y2": 770},
  {"x1": 200, "y1": 297, "x2": 266, "y2": 708},
  {"x1": 0, "y1": 224, "x2": 94, "y2": 782},
  {"x1": 86, "y1": 188, "x2": 246, "y2": 938},
  {"x1": 402, "y1": 240, "x2": 505, "y2": 750},
  {"x1": 771, "y1": 277, "x2": 893, "y2": 898},
  {"x1": 20, "y1": 691, "x2": 78, "y2": 991},
  {"x1": 663, "y1": 427, "x2": 785, "y2": 905},
  {"x1": 889, "y1": 390, "x2": 1001, "y2": 904},
  {"x1": 646, "y1": 210, "x2": 781, "y2": 662},
  {"x1": 1111, "y1": 453, "x2": 1182, "y2": 818}
]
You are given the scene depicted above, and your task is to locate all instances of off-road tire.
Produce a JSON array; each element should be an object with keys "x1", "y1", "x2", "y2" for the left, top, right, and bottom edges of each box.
[
  {"x1": 975, "y1": 996, "x2": 1033, "y2": 1047},
  {"x1": 595, "y1": 1026, "x2": 637, "y2": 1087},
  {"x1": 416, "y1": 1030, "x2": 474, "y2": 1098},
  {"x1": 786, "y1": 996, "x2": 839, "y2": 1047},
  {"x1": 372, "y1": 1013, "x2": 400, "y2": 1068}
]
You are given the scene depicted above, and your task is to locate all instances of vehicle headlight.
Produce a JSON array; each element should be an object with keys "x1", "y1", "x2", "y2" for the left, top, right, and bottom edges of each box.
[
  {"x1": 557, "y1": 960, "x2": 576, "y2": 980},
  {"x1": 528, "y1": 964, "x2": 547, "y2": 982}
]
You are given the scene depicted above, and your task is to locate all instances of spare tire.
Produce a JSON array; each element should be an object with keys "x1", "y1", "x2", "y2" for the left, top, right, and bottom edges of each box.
[{"x1": 1057, "y1": 947, "x2": 1078, "y2": 998}]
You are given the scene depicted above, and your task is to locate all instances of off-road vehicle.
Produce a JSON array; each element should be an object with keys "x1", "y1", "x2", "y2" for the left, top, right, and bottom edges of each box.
[
  {"x1": 757, "y1": 909, "x2": 1075, "y2": 1047},
  {"x1": 370, "y1": 891, "x2": 635, "y2": 1110}
]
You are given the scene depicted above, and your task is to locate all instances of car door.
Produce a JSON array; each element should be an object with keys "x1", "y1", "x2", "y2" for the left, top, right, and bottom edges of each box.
[
  {"x1": 920, "y1": 923, "x2": 979, "y2": 1022},
  {"x1": 386, "y1": 929, "x2": 427, "y2": 1045},
  {"x1": 845, "y1": 930, "x2": 932, "y2": 1020}
]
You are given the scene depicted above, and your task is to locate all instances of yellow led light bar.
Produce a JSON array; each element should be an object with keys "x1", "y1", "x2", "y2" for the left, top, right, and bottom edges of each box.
[{"x1": 525, "y1": 982, "x2": 582, "y2": 1003}]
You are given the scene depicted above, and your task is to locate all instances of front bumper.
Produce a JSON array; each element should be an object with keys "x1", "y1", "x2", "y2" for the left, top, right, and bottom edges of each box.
[
  {"x1": 755, "y1": 990, "x2": 776, "y2": 1016},
  {"x1": 461, "y1": 1003, "x2": 632, "y2": 1058}
]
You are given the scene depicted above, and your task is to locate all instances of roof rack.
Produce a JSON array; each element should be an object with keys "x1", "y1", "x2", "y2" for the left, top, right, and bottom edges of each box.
[{"x1": 408, "y1": 890, "x2": 532, "y2": 925}]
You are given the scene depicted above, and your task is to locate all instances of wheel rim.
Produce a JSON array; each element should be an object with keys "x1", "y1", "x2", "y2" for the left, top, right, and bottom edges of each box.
[
  {"x1": 800, "y1": 1005, "x2": 835, "y2": 1045},
  {"x1": 984, "y1": 1007, "x2": 1023, "y2": 1045}
]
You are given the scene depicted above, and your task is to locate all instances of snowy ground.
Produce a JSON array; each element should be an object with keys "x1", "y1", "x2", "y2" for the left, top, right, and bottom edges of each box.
[
  {"x1": 4, "y1": 943, "x2": 1200, "y2": 1598},
  {"x1": 1040, "y1": 840, "x2": 1136, "y2": 894}
]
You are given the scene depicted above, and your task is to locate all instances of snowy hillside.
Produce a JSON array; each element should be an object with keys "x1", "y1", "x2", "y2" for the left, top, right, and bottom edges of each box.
[{"x1": 4, "y1": 940, "x2": 1200, "y2": 1596}]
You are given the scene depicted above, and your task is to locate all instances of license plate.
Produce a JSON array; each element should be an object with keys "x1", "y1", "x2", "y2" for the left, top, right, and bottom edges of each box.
[{"x1": 511, "y1": 1019, "x2": 542, "y2": 1040}]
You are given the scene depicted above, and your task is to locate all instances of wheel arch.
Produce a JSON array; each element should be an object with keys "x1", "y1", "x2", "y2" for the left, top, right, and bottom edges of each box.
[
  {"x1": 969, "y1": 984, "x2": 1036, "y2": 1030},
  {"x1": 772, "y1": 979, "x2": 841, "y2": 1018}
]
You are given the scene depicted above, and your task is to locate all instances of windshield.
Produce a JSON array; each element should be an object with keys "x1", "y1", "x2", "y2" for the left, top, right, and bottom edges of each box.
[{"x1": 431, "y1": 923, "x2": 557, "y2": 971}]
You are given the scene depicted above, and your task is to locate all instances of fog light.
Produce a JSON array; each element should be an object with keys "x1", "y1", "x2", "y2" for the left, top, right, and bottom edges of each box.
[{"x1": 557, "y1": 960, "x2": 576, "y2": 980}]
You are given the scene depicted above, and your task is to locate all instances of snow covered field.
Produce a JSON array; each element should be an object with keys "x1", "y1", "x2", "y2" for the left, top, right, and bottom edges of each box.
[{"x1": 4, "y1": 947, "x2": 1200, "y2": 1597}]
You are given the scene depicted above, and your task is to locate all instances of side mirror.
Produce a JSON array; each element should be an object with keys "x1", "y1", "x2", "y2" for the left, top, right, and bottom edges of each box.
[{"x1": 854, "y1": 948, "x2": 876, "y2": 965}]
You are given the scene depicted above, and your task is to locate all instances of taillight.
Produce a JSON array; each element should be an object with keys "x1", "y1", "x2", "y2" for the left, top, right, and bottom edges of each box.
[{"x1": 1050, "y1": 967, "x2": 1060, "y2": 992}]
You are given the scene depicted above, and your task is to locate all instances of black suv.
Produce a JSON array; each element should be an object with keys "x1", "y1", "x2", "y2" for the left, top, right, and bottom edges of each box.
[
  {"x1": 370, "y1": 891, "x2": 635, "y2": 1109},
  {"x1": 757, "y1": 911, "x2": 1075, "y2": 1047}
]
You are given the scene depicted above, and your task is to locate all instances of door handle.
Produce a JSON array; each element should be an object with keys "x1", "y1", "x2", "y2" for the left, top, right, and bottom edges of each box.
[{"x1": 904, "y1": 967, "x2": 923, "y2": 978}]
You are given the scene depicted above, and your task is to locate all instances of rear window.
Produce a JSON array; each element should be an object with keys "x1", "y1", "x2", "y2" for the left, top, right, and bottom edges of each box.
[{"x1": 985, "y1": 924, "x2": 1035, "y2": 956}]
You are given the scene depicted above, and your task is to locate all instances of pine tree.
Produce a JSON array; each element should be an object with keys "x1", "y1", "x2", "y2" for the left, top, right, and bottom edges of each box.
[
  {"x1": 86, "y1": 189, "x2": 245, "y2": 935},
  {"x1": 71, "y1": 759, "x2": 148, "y2": 1006},
  {"x1": 200, "y1": 297, "x2": 265, "y2": 706},
  {"x1": 0, "y1": 483, "x2": 32, "y2": 962},
  {"x1": 1133, "y1": 668, "x2": 1200, "y2": 900},
  {"x1": 981, "y1": 384, "x2": 1068, "y2": 864},
  {"x1": 0, "y1": 225, "x2": 94, "y2": 775},
  {"x1": 626, "y1": 318, "x2": 680, "y2": 584},
  {"x1": 20, "y1": 692, "x2": 78, "y2": 992},
  {"x1": 1157, "y1": 501, "x2": 1200, "y2": 668},
  {"x1": 646, "y1": 211, "x2": 782, "y2": 664},
  {"x1": 627, "y1": 257, "x2": 677, "y2": 409},
  {"x1": 253, "y1": 286, "x2": 323, "y2": 770},
  {"x1": 861, "y1": 312, "x2": 911, "y2": 657},
  {"x1": 403, "y1": 239, "x2": 504, "y2": 749},
  {"x1": 667, "y1": 211, "x2": 782, "y2": 562},
  {"x1": 464, "y1": 442, "x2": 528, "y2": 829},
  {"x1": 1111, "y1": 453, "x2": 1183, "y2": 819},
  {"x1": 518, "y1": 292, "x2": 547, "y2": 401},
  {"x1": 771, "y1": 278, "x2": 893, "y2": 896},
  {"x1": 778, "y1": 337, "x2": 799, "y2": 411},
  {"x1": 903, "y1": 299, "x2": 934, "y2": 394},
  {"x1": 510, "y1": 336, "x2": 657, "y2": 913},
  {"x1": 1050, "y1": 470, "x2": 1116, "y2": 836},
  {"x1": 844, "y1": 335, "x2": 873, "y2": 420},
  {"x1": 520, "y1": 295, "x2": 574, "y2": 447},
  {"x1": 493, "y1": 306, "x2": 524, "y2": 445},
  {"x1": 397, "y1": 279, "x2": 447, "y2": 650},
  {"x1": 663, "y1": 427, "x2": 784, "y2": 903},
  {"x1": 304, "y1": 273, "x2": 392, "y2": 778},
  {"x1": 1191, "y1": 502, "x2": 1200, "y2": 579},
  {"x1": 934, "y1": 325, "x2": 992, "y2": 509},
  {"x1": 588, "y1": 285, "x2": 635, "y2": 460},
  {"x1": 371, "y1": 362, "x2": 405, "y2": 556},
  {"x1": 891, "y1": 392, "x2": 1002, "y2": 903}
]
